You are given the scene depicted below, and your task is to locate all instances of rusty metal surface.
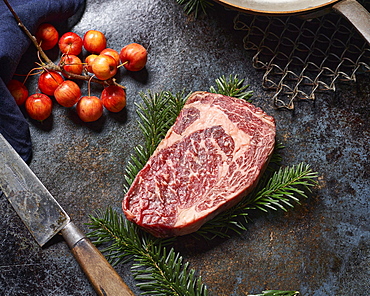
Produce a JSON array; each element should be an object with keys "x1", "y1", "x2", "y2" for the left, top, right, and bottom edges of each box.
[{"x1": 0, "y1": 0, "x2": 369, "y2": 295}]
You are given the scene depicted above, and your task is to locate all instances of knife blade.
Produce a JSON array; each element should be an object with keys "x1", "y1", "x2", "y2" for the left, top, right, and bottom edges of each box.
[{"x1": 0, "y1": 133, "x2": 135, "y2": 296}]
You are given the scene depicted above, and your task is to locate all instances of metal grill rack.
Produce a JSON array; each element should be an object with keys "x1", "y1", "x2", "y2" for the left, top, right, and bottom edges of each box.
[{"x1": 233, "y1": 2, "x2": 370, "y2": 109}]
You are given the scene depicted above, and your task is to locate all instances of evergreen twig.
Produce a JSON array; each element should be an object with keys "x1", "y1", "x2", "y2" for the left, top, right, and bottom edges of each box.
[
  {"x1": 195, "y1": 163, "x2": 318, "y2": 239},
  {"x1": 176, "y1": 0, "x2": 213, "y2": 18},
  {"x1": 209, "y1": 74, "x2": 253, "y2": 102},
  {"x1": 87, "y1": 208, "x2": 208, "y2": 296}
]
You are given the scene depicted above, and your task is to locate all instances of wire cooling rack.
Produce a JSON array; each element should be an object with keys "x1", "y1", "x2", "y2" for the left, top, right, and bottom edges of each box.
[{"x1": 233, "y1": 1, "x2": 370, "y2": 109}]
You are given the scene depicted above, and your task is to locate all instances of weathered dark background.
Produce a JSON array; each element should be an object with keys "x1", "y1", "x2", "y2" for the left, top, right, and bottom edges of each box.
[{"x1": 0, "y1": 0, "x2": 369, "y2": 295}]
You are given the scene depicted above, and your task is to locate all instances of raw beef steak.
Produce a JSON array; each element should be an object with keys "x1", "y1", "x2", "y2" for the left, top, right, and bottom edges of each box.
[{"x1": 123, "y1": 91, "x2": 276, "y2": 237}]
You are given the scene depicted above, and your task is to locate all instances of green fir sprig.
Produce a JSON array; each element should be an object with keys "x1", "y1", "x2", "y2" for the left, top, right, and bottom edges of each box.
[
  {"x1": 88, "y1": 75, "x2": 318, "y2": 295},
  {"x1": 176, "y1": 0, "x2": 213, "y2": 18},
  {"x1": 195, "y1": 163, "x2": 318, "y2": 239},
  {"x1": 209, "y1": 74, "x2": 253, "y2": 102},
  {"x1": 88, "y1": 208, "x2": 207, "y2": 295}
]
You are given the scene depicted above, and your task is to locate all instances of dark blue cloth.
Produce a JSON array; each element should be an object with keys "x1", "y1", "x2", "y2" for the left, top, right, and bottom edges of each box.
[{"x1": 0, "y1": 0, "x2": 85, "y2": 162}]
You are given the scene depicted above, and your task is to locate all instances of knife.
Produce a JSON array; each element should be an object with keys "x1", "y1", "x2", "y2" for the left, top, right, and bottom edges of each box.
[{"x1": 0, "y1": 133, "x2": 135, "y2": 296}]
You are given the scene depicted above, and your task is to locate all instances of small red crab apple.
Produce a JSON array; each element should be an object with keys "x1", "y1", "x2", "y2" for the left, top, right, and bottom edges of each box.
[
  {"x1": 91, "y1": 54, "x2": 117, "y2": 80},
  {"x1": 60, "y1": 54, "x2": 83, "y2": 76},
  {"x1": 25, "y1": 93, "x2": 53, "y2": 121},
  {"x1": 83, "y1": 30, "x2": 106, "y2": 54},
  {"x1": 38, "y1": 71, "x2": 64, "y2": 96},
  {"x1": 101, "y1": 85, "x2": 126, "y2": 112},
  {"x1": 119, "y1": 43, "x2": 147, "y2": 71},
  {"x1": 85, "y1": 54, "x2": 98, "y2": 73},
  {"x1": 58, "y1": 32, "x2": 83, "y2": 55},
  {"x1": 76, "y1": 96, "x2": 103, "y2": 122},
  {"x1": 54, "y1": 80, "x2": 81, "y2": 108},
  {"x1": 7, "y1": 79, "x2": 28, "y2": 106},
  {"x1": 100, "y1": 48, "x2": 120, "y2": 67},
  {"x1": 35, "y1": 23, "x2": 59, "y2": 50}
]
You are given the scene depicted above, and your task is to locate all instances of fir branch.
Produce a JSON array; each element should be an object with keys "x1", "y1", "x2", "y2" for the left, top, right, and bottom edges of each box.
[
  {"x1": 133, "y1": 245, "x2": 208, "y2": 295},
  {"x1": 87, "y1": 207, "x2": 208, "y2": 296},
  {"x1": 248, "y1": 163, "x2": 318, "y2": 212},
  {"x1": 195, "y1": 163, "x2": 318, "y2": 240},
  {"x1": 137, "y1": 91, "x2": 175, "y2": 154},
  {"x1": 209, "y1": 74, "x2": 253, "y2": 102},
  {"x1": 88, "y1": 207, "x2": 150, "y2": 265},
  {"x1": 176, "y1": 0, "x2": 213, "y2": 18}
]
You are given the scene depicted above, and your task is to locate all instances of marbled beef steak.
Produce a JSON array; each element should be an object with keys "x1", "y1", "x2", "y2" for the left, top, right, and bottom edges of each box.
[{"x1": 123, "y1": 91, "x2": 276, "y2": 237}]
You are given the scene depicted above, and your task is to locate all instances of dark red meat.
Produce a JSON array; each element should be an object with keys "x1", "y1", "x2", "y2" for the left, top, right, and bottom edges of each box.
[{"x1": 123, "y1": 91, "x2": 276, "y2": 237}]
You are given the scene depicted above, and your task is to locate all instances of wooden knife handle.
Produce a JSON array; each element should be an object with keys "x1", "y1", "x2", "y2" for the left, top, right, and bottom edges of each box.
[{"x1": 61, "y1": 222, "x2": 135, "y2": 296}]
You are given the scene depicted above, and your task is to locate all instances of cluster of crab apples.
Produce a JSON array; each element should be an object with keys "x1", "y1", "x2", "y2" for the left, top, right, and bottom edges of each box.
[{"x1": 7, "y1": 23, "x2": 147, "y2": 122}]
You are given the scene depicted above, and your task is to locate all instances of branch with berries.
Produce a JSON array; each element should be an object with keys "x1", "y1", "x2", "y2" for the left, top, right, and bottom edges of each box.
[{"x1": 3, "y1": 0, "x2": 147, "y2": 123}]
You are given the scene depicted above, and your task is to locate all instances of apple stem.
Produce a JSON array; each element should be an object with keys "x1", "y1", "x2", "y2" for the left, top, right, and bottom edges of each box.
[
  {"x1": 12, "y1": 66, "x2": 44, "y2": 85},
  {"x1": 88, "y1": 75, "x2": 96, "y2": 96},
  {"x1": 117, "y1": 61, "x2": 128, "y2": 69}
]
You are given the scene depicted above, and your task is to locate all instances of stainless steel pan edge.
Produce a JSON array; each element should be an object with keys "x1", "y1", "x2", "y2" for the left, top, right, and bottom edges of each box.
[
  {"x1": 332, "y1": 0, "x2": 370, "y2": 44},
  {"x1": 215, "y1": 0, "x2": 339, "y2": 15},
  {"x1": 216, "y1": 0, "x2": 370, "y2": 45}
]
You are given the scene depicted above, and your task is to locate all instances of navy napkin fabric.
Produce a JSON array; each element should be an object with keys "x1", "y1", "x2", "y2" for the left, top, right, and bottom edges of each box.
[{"x1": 0, "y1": 0, "x2": 85, "y2": 163}]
